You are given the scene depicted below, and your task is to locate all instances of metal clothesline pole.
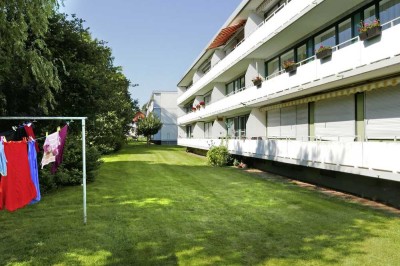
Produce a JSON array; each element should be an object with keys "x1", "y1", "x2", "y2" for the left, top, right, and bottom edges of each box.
[{"x1": 0, "y1": 116, "x2": 88, "y2": 225}]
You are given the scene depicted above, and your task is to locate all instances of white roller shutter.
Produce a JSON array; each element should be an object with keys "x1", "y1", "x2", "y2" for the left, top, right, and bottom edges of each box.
[
  {"x1": 296, "y1": 104, "x2": 309, "y2": 141},
  {"x1": 366, "y1": 85, "x2": 400, "y2": 139},
  {"x1": 280, "y1": 106, "x2": 296, "y2": 138},
  {"x1": 315, "y1": 95, "x2": 355, "y2": 141},
  {"x1": 267, "y1": 109, "x2": 280, "y2": 137}
]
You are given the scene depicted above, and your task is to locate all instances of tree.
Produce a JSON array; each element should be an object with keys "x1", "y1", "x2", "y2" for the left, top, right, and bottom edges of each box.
[
  {"x1": 137, "y1": 113, "x2": 163, "y2": 144},
  {"x1": 0, "y1": 0, "x2": 61, "y2": 115}
]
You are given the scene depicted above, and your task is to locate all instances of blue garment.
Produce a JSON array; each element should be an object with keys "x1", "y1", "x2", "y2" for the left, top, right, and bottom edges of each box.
[
  {"x1": 0, "y1": 140, "x2": 7, "y2": 176},
  {"x1": 28, "y1": 140, "x2": 41, "y2": 204}
]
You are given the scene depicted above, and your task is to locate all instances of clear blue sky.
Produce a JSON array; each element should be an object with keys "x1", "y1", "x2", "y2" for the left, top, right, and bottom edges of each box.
[{"x1": 59, "y1": 0, "x2": 243, "y2": 107}]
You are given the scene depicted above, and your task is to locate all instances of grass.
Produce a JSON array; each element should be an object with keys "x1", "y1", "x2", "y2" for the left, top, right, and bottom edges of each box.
[{"x1": 1, "y1": 142, "x2": 400, "y2": 265}]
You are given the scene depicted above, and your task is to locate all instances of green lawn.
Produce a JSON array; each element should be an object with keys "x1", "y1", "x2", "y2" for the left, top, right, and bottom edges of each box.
[{"x1": 1, "y1": 142, "x2": 400, "y2": 265}]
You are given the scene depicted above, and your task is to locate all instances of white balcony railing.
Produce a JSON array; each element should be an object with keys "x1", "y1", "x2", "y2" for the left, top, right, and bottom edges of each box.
[
  {"x1": 178, "y1": 18, "x2": 400, "y2": 125},
  {"x1": 178, "y1": 138, "x2": 400, "y2": 179}
]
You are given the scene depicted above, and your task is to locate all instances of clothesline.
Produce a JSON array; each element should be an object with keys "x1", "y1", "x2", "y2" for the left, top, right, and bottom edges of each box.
[{"x1": 0, "y1": 116, "x2": 88, "y2": 225}]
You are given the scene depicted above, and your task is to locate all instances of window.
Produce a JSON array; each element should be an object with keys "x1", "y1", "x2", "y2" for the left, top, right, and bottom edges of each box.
[
  {"x1": 226, "y1": 115, "x2": 249, "y2": 138},
  {"x1": 201, "y1": 61, "x2": 211, "y2": 74},
  {"x1": 281, "y1": 49, "x2": 295, "y2": 67},
  {"x1": 296, "y1": 44, "x2": 307, "y2": 62},
  {"x1": 204, "y1": 122, "x2": 213, "y2": 138},
  {"x1": 380, "y1": 0, "x2": 400, "y2": 29},
  {"x1": 204, "y1": 92, "x2": 212, "y2": 105},
  {"x1": 226, "y1": 118, "x2": 234, "y2": 137},
  {"x1": 267, "y1": 57, "x2": 280, "y2": 78},
  {"x1": 186, "y1": 125, "x2": 192, "y2": 138},
  {"x1": 352, "y1": 12, "x2": 362, "y2": 37},
  {"x1": 364, "y1": 4, "x2": 377, "y2": 25},
  {"x1": 226, "y1": 75, "x2": 245, "y2": 96},
  {"x1": 338, "y1": 18, "x2": 352, "y2": 49},
  {"x1": 314, "y1": 27, "x2": 336, "y2": 51}
]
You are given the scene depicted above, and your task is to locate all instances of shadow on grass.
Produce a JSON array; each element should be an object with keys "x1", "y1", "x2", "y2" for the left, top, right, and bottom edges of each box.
[{"x1": 0, "y1": 147, "x2": 399, "y2": 265}]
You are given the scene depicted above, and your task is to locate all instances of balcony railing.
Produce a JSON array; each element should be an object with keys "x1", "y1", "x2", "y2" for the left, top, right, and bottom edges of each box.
[{"x1": 178, "y1": 137, "x2": 400, "y2": 179}]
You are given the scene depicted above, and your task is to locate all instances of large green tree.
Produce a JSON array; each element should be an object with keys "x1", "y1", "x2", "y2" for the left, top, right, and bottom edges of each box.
[
  {"x1": 46, "y1": 13, "x2": 137, "y2": 153},
  {"x1": 0, "y1": 0, "x2": 61, "y2": 115}
]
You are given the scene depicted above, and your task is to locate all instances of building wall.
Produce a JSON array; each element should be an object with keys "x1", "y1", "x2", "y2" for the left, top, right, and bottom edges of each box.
[{"x1": 148, "y1": 92, "x2": 178, "y2": 144}]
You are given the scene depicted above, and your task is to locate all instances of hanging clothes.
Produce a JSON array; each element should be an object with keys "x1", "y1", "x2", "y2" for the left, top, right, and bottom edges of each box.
[
  {"x1": 1, "y1": 141, "x2": 37, "y2": 212},
  {"x1": 0, "y1": 138, "x2": 6, "y2": 211},
  {"x1": 41, "y1": 131, "x2": 60, "y2": 169},
  {"x1": 0, "y1": 139, "x2": 7, "y2": 176},
  {"x1": 24, "y1": 124, "x2": 40, "y2": 152},
  {"x1": 51, "y1": 125, "x2": 68, "y2": 174},
  {"x1": 28, "y1": 140, "x2": 41, "y2": 204}
]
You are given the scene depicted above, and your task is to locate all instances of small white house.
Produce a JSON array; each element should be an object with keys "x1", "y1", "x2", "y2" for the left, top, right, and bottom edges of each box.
[{"x1": 146, "y1": 91, "x2": 178, "y2": 145}]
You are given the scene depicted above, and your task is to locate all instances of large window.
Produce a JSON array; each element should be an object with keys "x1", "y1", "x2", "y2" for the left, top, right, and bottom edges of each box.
[
  {"x1": 266, "y1": 57, "x2": 280, "y2": 78},
  {"x1": 380, "y1": 0, "x2": 400, "y2": 28},
  {"x1": 364, "y1": 4, "x2": 377, "y2": 25},
  {"x1": 281, "y1": 49, "x2": 295, "y2": 67},
  {"x1": 226, "y1": 75, "x2": 245, "y2": 96},
  {"x1": 296, "y1": 44, "x2": 307, "y2": 62},
  {"x1": 338, "y1": 18, "x2": 352, "y2": 49},
  {"x1": 314, "y1": 27, "x2": 336, "y2": 51},
  {"x1": 204, "y1": 122, "x2": 213, "y2": 138},
  {"x1": 226, "y1": 115, "x2": 249, "y2": 138}
]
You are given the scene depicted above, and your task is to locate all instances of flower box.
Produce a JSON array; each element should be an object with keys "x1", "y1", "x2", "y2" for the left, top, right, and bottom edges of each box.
[
  {"x1": 282, "y1": 60, "x2": 297, "y2": 73},
  {"x1": 359, "y1": 31, "x2": 368, "y2": 41},
  {"x1": 284, "y1": 64, "x2": 297, "y2": 73},
  {"x1": 358, "y1": 19, "x2": 382, "y2": 41},
  {"x1": 252, "y1": 77, "x2": 263, "y2": 88},
  {"x1": 316, "y1": 47, "x2": 332, "y2": 59}
]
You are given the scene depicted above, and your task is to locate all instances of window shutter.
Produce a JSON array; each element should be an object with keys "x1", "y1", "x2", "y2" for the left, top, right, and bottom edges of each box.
[
  {"x1": 315, "y1": 95, "x2": 355, "y2": 141},
  {"x1": 365, "y1": 86, "x2": 400, "y2": 139}
]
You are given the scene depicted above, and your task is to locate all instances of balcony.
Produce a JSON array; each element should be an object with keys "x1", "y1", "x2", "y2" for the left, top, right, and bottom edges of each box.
[
  {"x1": 177, "y1": 0, "x2": 317, "y2": 105},
  {"x1": 178, "y1": 18, "x2": 400, "y2": 125},
  {"x1": 178, "y1": 138, "x2": 400, "y2": 181}
]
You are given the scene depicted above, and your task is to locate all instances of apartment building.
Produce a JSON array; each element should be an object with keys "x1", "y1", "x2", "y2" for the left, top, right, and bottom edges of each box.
[
  {"x1": 146, "y1": 91, "x2": 178, "y2": 145},
  {"x1": 177, "y1": 0, "x2": 400, "y2": 206}
]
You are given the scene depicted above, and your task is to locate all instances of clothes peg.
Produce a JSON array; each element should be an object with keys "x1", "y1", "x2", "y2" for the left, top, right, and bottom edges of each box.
[
  {"x1": 46, "y1": 132, "x2": 48, "y2": 137},
  {"x1": 57, "y1": 126, "x2": 61, "y2": 132}
]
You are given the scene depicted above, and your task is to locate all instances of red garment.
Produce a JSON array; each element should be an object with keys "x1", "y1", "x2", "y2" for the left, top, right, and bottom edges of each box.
[
  {"x1": 1, "y1": 141, "x2": 37, "y2": 212},
  {"x1": 0, "y1": 178, "x2": 3, "y2": 210},
  {"x1": 24, "y1": 125, "x2": 40, "y2": 152}
]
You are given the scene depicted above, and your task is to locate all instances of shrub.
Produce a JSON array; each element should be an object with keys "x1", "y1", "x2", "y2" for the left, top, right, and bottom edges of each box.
[{"x1": 206, "y1": 145, "x2": 230, "y2": 166}]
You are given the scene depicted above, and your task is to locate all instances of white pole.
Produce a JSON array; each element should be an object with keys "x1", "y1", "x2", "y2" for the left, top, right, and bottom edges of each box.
[{"x1": 82, "y1": 118, "x2": 87, "y2": 225}]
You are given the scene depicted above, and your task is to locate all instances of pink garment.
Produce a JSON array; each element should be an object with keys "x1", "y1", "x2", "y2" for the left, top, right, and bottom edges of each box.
[
  {"x1": 51, "y1": 125, "x2": 68, "y2": 174},
  {"x1": 41, "y1": 131, "x2": 60, "y2": 169}
]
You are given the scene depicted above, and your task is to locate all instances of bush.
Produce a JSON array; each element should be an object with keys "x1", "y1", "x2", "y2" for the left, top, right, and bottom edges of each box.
[{"x1": 206, "y1": 145, "x2": 231, "y2": 167}]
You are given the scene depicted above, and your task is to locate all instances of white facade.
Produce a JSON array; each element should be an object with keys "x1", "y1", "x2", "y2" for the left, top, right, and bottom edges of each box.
[
  {"x1": 146, "y1": 91, "x2": 178, "y2": 144},
  {"x1": 177, "y1": 0, "x2": 400, "y2": 181}
]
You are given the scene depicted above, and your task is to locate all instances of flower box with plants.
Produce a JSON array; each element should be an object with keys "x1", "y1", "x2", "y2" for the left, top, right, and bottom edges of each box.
[
  {"x1": 315, "y1": 45, "x2": 332, "y2": 59},
  {"x1": 252, "y1": 76, "x2": 263, "y2": 88},
  {"x1": 282, "y1": 60, "x2": 297, "y2": 73},
  {"x1": 191, "y1": 106, "x2": 196, "y2": 112},
  {"x1": 196, "y1": 104, "x2": 201, "y2": 110},
  {"x1": 358, "y1": 19, "x2": 381, "y2": 41},
  {"x1": 199, "y1": 101, "x2": 205, "y2": 108}
]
